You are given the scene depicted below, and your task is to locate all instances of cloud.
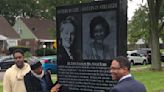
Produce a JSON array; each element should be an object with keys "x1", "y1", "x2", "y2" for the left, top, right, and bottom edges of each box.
[{"x1": 128, "y1": 0, "x2": 147, "y2": 20}]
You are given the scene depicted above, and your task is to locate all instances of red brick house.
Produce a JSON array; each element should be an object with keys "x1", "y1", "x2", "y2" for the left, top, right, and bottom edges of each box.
[
  {"x1": 0, "y1": 16, "x2": 20, "y2": 55},
  {"x1": 13, "y1": 17, "x2": 56, "y2": 55}
]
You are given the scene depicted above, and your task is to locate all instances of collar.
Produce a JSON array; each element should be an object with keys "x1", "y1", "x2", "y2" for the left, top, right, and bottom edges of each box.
[
  {"x1": 13, "y1": 63, "x2": 28, "y2": 70},
  {"x1": 119, "y1": 74, "x2": 132, "y2": 82},
  {"x1": 31, "y1": 70, "x2": 45, "y2": 79},
  {"x1": 12, "y1": 63, "x2": 31, "y2": 80}
]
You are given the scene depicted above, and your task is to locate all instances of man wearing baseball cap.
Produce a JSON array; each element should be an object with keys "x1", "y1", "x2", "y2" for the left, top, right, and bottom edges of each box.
[{"x1": 24, "y1": 58, "x2": 53, "y2": 92}]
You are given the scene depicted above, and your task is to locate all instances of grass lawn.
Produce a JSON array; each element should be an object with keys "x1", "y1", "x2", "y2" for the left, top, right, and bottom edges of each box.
[
  {"x1": 51, "y1": 74, "x2": 57, "y2": 83},
  {"x1": 160, "y1": 49, "x2": 164, "y2": 53},
  {"x1": 132, "y1": 69, "x2": 164, "y2": 92},
  {"x1": 0, "y1": 70, "x2": 163, "y2": 92},
  {"x1": 0, "y1": 81, "x2": 2, "y2": 92}
]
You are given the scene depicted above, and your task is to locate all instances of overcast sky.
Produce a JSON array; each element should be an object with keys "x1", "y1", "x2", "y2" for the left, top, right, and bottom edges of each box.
[{"x1": 128, "y1": 0, "x2": 147, "y2": 20}]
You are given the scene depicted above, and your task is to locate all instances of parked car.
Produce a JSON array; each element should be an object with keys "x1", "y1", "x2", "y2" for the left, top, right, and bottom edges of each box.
[
  {"x1": 0, "y1": 55, "x2": 15, "y2": 70},
  {"x1": 38, "y1": 55, "x2": 57, "y2": 74},
  {"x1": 136, "y1": 48, "x2": 151, "y2": 64},
  {"x1": 161, "y1": 53, "x2": 164, "y2": 62},
  {"x1": 137, "y1": 48, "x2": 164, "y2": 63},
  {"x1": 127, "y1": 51, "x2": 148, "y2": 65}
]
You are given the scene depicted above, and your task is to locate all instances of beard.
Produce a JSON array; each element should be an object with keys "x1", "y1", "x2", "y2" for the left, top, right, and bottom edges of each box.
[{"x1": 15, "y1": 61, "x2": 24, "y2": 69}]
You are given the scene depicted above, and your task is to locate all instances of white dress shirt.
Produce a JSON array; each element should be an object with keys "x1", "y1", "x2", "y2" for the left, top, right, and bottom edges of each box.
[{"x1": 119, "y1": 74, "x2": 132, "y2": 82}]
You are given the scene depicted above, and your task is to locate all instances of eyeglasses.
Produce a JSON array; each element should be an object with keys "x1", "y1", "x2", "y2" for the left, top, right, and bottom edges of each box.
[{"x1": 109, "y1": 67, "x2": 121, "y2": 70}]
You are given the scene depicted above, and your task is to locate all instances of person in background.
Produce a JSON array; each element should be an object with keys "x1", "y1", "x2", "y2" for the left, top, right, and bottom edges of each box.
[
  {"x1": 110, "y1": 56, "x2": 147, "y2": 92},
  {"x1": 3, "y1": 49, "x2": 31, "y2": 92},
  {"x1": 24, "y1": 58, "x2": 54, "y2": 92}
]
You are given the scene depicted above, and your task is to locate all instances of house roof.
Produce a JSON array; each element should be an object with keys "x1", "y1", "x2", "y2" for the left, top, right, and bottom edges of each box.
[
  {"x1": 21, "y1": 18, "x2": 56, "y2": 40},
  {"x1": 0, "y1": 16, "x2": 20, "y2": 39}
]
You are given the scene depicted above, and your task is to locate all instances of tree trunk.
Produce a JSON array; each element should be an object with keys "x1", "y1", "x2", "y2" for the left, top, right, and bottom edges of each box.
[
  {"x1": 151, "y1": 25, "x2": 161, "y2": 70},
  {"x1": 147, "y1": 0, "x2": 161, "y2": 70}
]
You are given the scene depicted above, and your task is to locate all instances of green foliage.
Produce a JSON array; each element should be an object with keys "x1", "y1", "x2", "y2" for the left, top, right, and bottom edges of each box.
[
  {"x1": 128, "y1": 5, "x2": 150, "y2": 44},
  {"x1": 0, "y1": 0, "x2": 39, "y2": 25},
  {"x1": 24, "y1": 51, "x2": 32, "y2": 60},
  {"x1": 0, "y1": 0, "x2": 92, "y2": 25},
  {"x1": 128, "y1": 2, "x2": 164, "y2": 44},
  {"x1": 55, "y1": 0, "x2": 92, "y2": 7},
  {"x1": 8, "y1": 46, "x2": 30, "y2": 54},
  {"x1": 35, "y1": 48, "x2": 56, "y2": 56},
  {"x1": 49, "y1": 0, "x2": 92, "y2": 17}
]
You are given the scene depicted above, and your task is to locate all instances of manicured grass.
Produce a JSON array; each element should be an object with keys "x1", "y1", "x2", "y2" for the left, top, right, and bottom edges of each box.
[
  {"x1": 132, "y1": 69, "x2": 164, "y2": 92},
  {"x1": 0, "y1": 81, "x2": 2, "y2": 92},
  {"x1": 51, "y1": 74, "x2": 57, "y2": 83},
  {"x1": 161, "y1": 49, "x2": 164, "y2": 53},
  {"x1": 0, "y1": 71, "x2": 163, "y2": 92}
]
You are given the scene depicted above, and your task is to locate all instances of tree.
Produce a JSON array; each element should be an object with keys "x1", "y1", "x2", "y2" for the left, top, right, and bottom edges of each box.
[
  {"x1": 128, "y1": 0, "x2": 164, "y2": 70},
  {"x1": 0, "y1": 0, "x2": 45, "y2": 25},
  {"x1": 128, "y1": 4, "x2": 164, "y2": 45},
  {"x1": 147, "y1": 0, "x2": 163, "y2": 70},
  {"x1": 0, "y1": 0, "x2": 92, "y2": 25},
  {"x1": 128, "y1": 5, "x2": 150, "y2": 45},
  {"x1": 53, "y1": 0, "x2": 93, "y2": 16}
]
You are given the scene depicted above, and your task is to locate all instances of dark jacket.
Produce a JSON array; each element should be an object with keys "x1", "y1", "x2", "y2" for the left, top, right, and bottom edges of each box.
[
  {"x1": 110, "y1": 77, "x2": 146, "y2": 92},
  {"x1": 58, "y1": 45, "x2": 81, "y2": 62},
  {"x1": 24, "y1": 71, "x2": 53, "y2": 92}
]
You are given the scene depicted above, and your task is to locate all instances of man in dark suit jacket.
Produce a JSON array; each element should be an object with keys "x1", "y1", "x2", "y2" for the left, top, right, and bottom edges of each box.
[{"x1": 110, "y1": 56, "x2": 147, "y2": 92}]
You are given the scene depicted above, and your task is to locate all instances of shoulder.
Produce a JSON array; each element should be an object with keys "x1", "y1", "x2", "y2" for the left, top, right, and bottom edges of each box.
[
  {"x1": 24, "y1": 63, "x2": 31, "y2": 70},
  {"x1": 24, "y1": 71, "x2": 32, "y2": 79},
  {"x1": 22, "y1": 63, "x2": 31, "y2": 73},
  {"x1": 124, "y1": 78, "x2": 144, "y2": 86},
  {"x1": 119, "y1": 77, "x2": 142, "y2": 86},
  {"x1": 44, "y1": 71, "x2": 51, "y2": 77},
  {"x1": 5, "y1": 64, "x2": 16, "y2": 74},
  {"x1": 128, "y1": 79, "x2": 146, "y2": 91},
  {"x1": 24, "y1": 71, "x2": 40, "y2": 83},
  {"x1": 24, "y1": 71, "x2": 32, "y2": 76},
  {"x1": 4, "y1": 69, "x2": 11, "y2": 78},
  {"x1": 132, "y1": 79, "x2": 146, "y2": 88},
  {"x1": 4, "y1": 65, "x2": 17, "y2": 80},
  {"x1": 115, "y1": 78, "x2": 146, "y2": 91}
]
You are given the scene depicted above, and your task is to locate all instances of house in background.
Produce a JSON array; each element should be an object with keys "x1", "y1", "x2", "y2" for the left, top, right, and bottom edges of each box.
[
  {"x1": 0, "y1": 16, "x2": 20, "y2": 55},
  {"x1": 13, "y1": 17, "x2": 56, "y2": 55}
]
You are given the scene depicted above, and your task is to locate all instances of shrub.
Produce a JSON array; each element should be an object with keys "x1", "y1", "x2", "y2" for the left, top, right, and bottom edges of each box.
[
  {"x1": 35, "y1": 48, "x2": 56, "y2": 56},
  {"x1": 8, "y1": 46, "x2": 30, "y2": 54},
  {"x1": 24, "y1": 51, "x2": 32, "y2": 60}
]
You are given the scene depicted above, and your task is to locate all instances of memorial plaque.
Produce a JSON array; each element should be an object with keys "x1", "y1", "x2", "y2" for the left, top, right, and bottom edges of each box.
[{"x1": 56, "y1": 0, "x2": 127, "y2": 92}]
